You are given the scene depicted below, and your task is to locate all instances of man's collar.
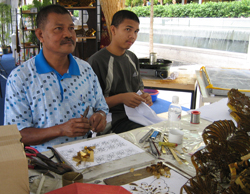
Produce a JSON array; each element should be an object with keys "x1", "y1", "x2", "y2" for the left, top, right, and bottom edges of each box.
[{"x1": 35, "y1": 49, "x2": 80, "y2": 75}]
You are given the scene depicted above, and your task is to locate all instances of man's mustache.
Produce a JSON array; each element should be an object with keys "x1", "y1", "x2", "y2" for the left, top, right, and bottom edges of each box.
[{"x1": 60, "y1": 38, "x2": 75, "y2": 45}]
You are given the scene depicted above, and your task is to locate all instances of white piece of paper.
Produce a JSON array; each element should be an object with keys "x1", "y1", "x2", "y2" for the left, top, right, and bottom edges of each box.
[
  {"x1": 122, "y1": 169, "x2": 188, "y2": 194},
  {"x1": 55, "y1": 134, "x2": 144, "y2": 171},
  {"x1": 124, "y1": 91, "x2": 166, "y2": 126},
  {"x1": 106, "y1": 113, "x2": 112, "y2": 123},
  {"x1": 125, "y1": 102, "x2": 166, "y2": 126},
  {"x1": 189, "y1": 98, "x2": 235, "y2": 124}
]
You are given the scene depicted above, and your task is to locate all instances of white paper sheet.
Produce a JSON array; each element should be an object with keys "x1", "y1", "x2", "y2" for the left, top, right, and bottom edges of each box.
[
  {"x1": 55, "y1": 134, "x2": 145, "y2": 171},
  {"x1": 124, "y1": 90, "x2": 166, "y2": 126},
  {"x1": 125, "y1": 102, "x2": 166, "y2": 126},
  {"x1": 122, "y1": 169, "x2": 188, "y2": 194},
  {"x1": 189, "y1": 98, "x2": 235, "y2": 124}
]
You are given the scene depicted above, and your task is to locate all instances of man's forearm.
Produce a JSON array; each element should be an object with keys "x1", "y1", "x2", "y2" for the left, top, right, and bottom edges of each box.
[{"x1": 20, "y1": 125, "x2": 62, "y2": 145}]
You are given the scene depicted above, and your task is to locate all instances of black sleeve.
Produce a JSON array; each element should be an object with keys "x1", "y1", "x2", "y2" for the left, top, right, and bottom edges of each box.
[
  {"x1": 88, "y1": 57, "x2": 106, "y2": 95},
  {"x1": 134, "y1": 54, "x2": 144, "y2": 90}
]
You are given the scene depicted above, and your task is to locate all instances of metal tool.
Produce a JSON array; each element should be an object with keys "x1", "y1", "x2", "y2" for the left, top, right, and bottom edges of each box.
[
  {"x1": 82, "y1": 106, "x2": 97, "y2": 138},
  {"x1": 139, "y1": 129, "x2": 154, "y2": 143},
  {"x1": 28, "y1": 158, "x2": 55, "y2": 179},
  {"x1": 152, "y1": 140, "x2": 161, "y2": 156},
  {"x1": 34, "y1": 169, "x2": 55, "y2": 178},
  {"x1": 47, "y1": 146, "x2": 71, "y2": 166},
  {"x1": 163, "y1": 161, "x2": 192, "y2": 179},
  {"x1": 149, "y1": 138, "x2": 158, "y2": 157},
  {"x1": 25, "y1": 146, "x2": 73, "y2": 175},
  {"x1": 82, "y1": 106, "x2": 90, "y2": 118}
]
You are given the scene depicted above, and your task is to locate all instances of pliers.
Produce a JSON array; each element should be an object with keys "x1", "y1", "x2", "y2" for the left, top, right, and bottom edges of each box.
[{"x1": 25, "y1": 146, "x2": 73, "y2": 175}]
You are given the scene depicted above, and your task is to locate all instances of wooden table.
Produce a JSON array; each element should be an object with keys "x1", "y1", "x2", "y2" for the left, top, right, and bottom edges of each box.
[{"x1": 142, "y1": 72, "x2": 197, "y2": 109}]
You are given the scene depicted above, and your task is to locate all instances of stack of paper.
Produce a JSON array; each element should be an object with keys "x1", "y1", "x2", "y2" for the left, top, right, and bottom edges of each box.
[{"x1": 190, "y1": 98, "x2": 235, "y2": 124}]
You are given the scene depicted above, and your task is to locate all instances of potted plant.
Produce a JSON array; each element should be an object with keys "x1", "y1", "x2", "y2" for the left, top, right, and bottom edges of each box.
[{"x1": 0, "y1": 3, "x2": 11, "y2": 54}]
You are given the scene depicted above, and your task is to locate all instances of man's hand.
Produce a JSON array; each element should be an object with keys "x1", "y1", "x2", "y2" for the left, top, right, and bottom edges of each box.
[
  {"x1": 60, "y1": 117, "x2": 91, "y2": 137},
  {"x1": 122, "y1": 92, "x2": 146, "y2": 108},
  {"x1": 89, "y1": 112, "x2": 107, "y2": 133},
  {"x1": 141, "y1": 92, "x2": 153, "y2": 106},
  {"x1": 20, "y1": 117, "x2": 91, "y2": 145}
]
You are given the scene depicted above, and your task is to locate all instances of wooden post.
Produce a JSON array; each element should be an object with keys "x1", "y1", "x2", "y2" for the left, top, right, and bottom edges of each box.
[{"x1": 149, "y1": 0, "x2": 154, "y2": 54}]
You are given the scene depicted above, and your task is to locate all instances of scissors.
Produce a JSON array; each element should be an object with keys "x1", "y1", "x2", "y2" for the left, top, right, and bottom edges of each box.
[{"x1": 81, "y1": 106, "x2": 97, "y2": 138}]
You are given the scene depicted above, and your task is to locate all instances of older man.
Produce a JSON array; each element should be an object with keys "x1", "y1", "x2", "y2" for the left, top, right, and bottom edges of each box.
[{"x1": 4, "y1": 5, "x2": 108, "y2": 152}]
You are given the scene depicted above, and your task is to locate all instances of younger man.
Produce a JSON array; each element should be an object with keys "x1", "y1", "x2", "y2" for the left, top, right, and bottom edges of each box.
[{"x1": 88, "y1": 10, "x2": 152, "y2": 133}]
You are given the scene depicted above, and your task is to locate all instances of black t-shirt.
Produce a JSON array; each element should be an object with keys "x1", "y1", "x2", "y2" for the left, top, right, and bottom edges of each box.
[{"x1": 88, "y1": 48, "x2": 144, "y2": 124}]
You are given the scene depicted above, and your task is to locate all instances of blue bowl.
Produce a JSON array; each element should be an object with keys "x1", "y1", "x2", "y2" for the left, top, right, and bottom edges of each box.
[{"x1": 144, "y1": 89, "x2": 159, "y2": 102}]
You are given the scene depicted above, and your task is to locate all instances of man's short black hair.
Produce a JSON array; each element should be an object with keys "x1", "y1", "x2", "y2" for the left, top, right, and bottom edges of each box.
[
  {"x1": 36, "y1": 4, "x2": 70, "y2": 29},
  {"x1": 111, "y1": 10, "x2": 140, "y2": 28}
]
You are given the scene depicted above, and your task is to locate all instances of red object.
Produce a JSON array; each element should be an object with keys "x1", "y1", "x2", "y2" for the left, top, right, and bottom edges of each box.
[
  {"x1": 144, "y1": 89, "x2": 159, "y2": 96},
  {"x1": 144, "y1": 89, "x2": 159, "y2": 102},
  {"x1": 191, "y1": 111, "x2": 200, "y2": 115},
  {"x1": 25, "y1": 146, "x2": 39, "y2": 157},
  {"x1": 45, "y1": 183, "x2": 131, "y2": 194},
  {"x1": 190, "y1": 110, "x2": 201, "y2": 124}
]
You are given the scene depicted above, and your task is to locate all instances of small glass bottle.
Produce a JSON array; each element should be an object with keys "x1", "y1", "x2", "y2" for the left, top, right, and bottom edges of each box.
[{"x1": 168, "y1": 96, "x2": 182, "y2": 130}]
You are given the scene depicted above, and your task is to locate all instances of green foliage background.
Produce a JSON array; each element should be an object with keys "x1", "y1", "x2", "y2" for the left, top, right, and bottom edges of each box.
[
  {"x1": 125, "y1": 0, "x2": 171, "y2": 6},
  {"x1": 21, "y1": 0, "x2": 51, "y2": 11},
  {"x1": 128, "y1": 0, "x2": 250, "y2": 18},
  {"x1": 0, "y1": 3, "x2": 12, "y2": 47}
]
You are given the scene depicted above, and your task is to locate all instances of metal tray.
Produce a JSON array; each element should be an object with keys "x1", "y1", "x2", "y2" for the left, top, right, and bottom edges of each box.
[{"x1": 202, "y1": 67, "x2": 250, "y2": 96}]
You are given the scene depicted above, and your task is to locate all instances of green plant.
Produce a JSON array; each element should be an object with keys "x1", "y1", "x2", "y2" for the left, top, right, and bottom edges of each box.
[
  {"x1": 32, "y1": 0, "x2": 51, "y2": 11},
  {"x1": 164, "y1": 0, "x2": 173, "y2": 4},
  {"x1": 128, "y1": 0, "x2": 250, "y2": 18},
  {"x1": 125, "y1": 0, "x2": 144, "y2": 7},
  {"x1": 0, "y1": 3, "x2": 11, "y2": 49},
  {"x1": 21, "y1": 0, "x2": 51, "y2": 45},
  {"x1": 73, "y1": 10, "x2": 79, "y2": 17},
  {"x1": 27, "y1": 32, "x2": 39, "y2": 45}
]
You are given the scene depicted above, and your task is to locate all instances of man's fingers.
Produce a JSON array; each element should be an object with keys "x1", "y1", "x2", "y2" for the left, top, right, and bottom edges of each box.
[
  {"x1": 74, "y1": 122, "x2": 91, "y2": 129},
  {"x1": 89, "y1": 114, "x2": 107, "y2": 133},
  {"x1": 72, "y1": 131, "x2": 88, "y2": 137}
]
